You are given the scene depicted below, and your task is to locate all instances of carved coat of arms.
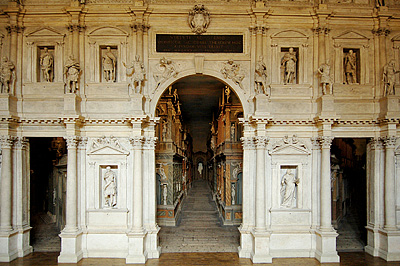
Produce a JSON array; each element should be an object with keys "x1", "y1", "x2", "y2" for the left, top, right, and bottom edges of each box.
[{"x1": 188, "y1": 5, "x2": 210, "y2": 35}]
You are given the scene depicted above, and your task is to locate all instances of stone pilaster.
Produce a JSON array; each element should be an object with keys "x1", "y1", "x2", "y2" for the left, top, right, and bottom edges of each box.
[{"x1": 382, "y1": 136, "x2": 397, "y2": 231}]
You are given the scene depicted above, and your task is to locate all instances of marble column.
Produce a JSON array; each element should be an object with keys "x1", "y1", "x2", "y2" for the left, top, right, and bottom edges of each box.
[
  {"x1": 58, "y1": 136, "x2": 83, "y2": 263},
  {"x1": 127, "y1": 136, "x2": 147, "y2": 264},
  {"x1": 0, "y1": 136, "x2": 14, "y2": 232},
  {"x1": 382, "y1": 136, "x2": 397, "y2": 231}
]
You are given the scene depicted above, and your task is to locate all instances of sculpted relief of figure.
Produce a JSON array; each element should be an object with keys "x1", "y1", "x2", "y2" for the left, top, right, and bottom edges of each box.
[
  {"x1": 280, "y1": 169, "x2": 299, "y2": 208},
  {"x1": 40, "y1": 47, "x2": 54, "y2": 82},
  {"x1": 188, "y1": 4, "x2": 210, "y2": 35},
  {"x1": 0, "y1": 57, "x2": 15, "y2": 94},
  {"x1": 104, "y1": 166, "x2": 117, "y2": 208},
  {"x1": 383, "y1": 59, "x2": 399, "y2": 96},
  {"x1": 220, "y1": 59, "x2": 244, "y2": 89},
  {"x1": 318, "y1": 61, "x2": 333, "y2": 95},
  {"x1": 154, "y1": 57, "x2": 179, "y2": 89},
  {"x1": 102, "y1": 46, "x2": 116, "y2": 82},
  {"x1": 255, "y1": 56, "x2": 269, "y2": 95},
  {"x1": 64, "y1": 56, "x2": 81, "y2": 93},
  {"x1": 344, "y1": 49, "x2": 357, "y2": 84},
  {"x1": 281, "y1": 47, "x2": 297, "y2": 84},
  {"x1": 124, "y1": 55, "x2": 145, "y2": 94}
]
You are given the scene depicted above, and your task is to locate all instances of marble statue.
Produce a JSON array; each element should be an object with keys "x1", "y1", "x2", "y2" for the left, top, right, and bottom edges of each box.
[
  {"x1": 220, "y1": 59, "x2": 244, "y2": 89},
  {"x1": 104, "y1": 166, "x2": 117, "y2": 208},
  {"x1": 255, "y1": 56, "x2": 269, "y2": 95},
  {"x1": 163, "y1": 184, "x2": 167, "y2": 205},
  {"x1": 383, "y1": 59, "x2": 399, "y2": 96},
  {"x1": 230, "y1": 123, "x2": 235, "y2": 140},
  {"x1": 231, "y1": 183, "x2": 236, "y2": 205},
  {"x1": 102, "y1": 46, "x2": 116, "y2": 82},
  {"x1": 0, "y1": 57, "x2": 15, "y2": 94},
  {"x1": 198, "y1": 162, "x2": 203, "y2": 175},
  {"x1": 188, "y1": 4, "x2": 210, "y2": 35},
  {"x1": 124, "y1": 55, "x2": 145, "y2": 94},
  {"x1": 344, "y1": 50, "x2": 357, "y2": 84},
  {"x1": 64, "y1": 56, "x2": 81, "y2": 93},
  {"x1": 154, "y1": 57, "x2": 179, "y2": 88},
  {"x1": 280, "y1": 169, "x2": 299, "y2": 208},
  {"x1": 318, "y1": 62, "x2": 333, "y2": 95},
  {"x1": 225, "y1": 86, "x2": 231, "y2": 103},
  {"x1": 40, "y1": 47, "x2": 54, "y2": 82},
  {"x1": 281, "y1": 47, "x2": 297, "y2": 84}
]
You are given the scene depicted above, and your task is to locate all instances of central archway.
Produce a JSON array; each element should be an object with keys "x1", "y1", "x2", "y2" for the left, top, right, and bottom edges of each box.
[{"x1": 152, "y1": 74, "x2": 245, "y2": 253}]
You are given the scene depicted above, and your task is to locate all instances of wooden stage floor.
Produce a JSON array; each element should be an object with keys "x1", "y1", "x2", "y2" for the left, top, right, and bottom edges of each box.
[{"x1": 0, "y1": 252, "x2": 400, "y2": 266}]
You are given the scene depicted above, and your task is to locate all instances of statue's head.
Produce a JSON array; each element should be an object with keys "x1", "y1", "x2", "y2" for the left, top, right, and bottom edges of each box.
[{"x1": 289, "y1": 47, "x2": 294, "y2": 53}]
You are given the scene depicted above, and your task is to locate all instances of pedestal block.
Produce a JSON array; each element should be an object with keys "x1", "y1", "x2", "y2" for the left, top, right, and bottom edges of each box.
[
  {"x1": 253, "y1": 94, "x2": 270, "y2": 117},
  {"x1": 58, "y1": 231, "x2": 83, "y2": 263},
  {"x1": 367, "y1": 229, "x2": 400, "y2": 261},
  {"x1": 315, "y1": 230, "x2": 340, "y2": 263},
  {"x1": 0, "y1": 231, "x2": 18, "y2": 262},
  {"x1": 126, "y1": 230, "x2": 147, "y2": 264},
  {"x1": 316, "y1": 95, "x2": 337, "y2": 118},
  {"x1": 145, "y1": 225, "x2": 161, "y2": 259},
  {"x1": 250, "y1": 230, "x2": 272, "y2": 263},
  {"x1": 16, "y1": 226, "x2": 32, "y2": 257},
  {"x1": 64, "y1": 93, "x2": 81, "y2": 115},
  {"x1": 238, "y1": 225, "x2": 253, "y2": 258},
  {"x1": 379, "y1": 96, "x2": 400, "y2": 119},
  {"x1": 130, "y1": 94, "x2": 145, "y2": 115}
]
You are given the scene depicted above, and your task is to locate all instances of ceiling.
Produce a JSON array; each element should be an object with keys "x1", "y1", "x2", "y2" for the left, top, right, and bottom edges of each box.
[{"x1": 161, "y1": 75, "x2": 240, "y2": 153}]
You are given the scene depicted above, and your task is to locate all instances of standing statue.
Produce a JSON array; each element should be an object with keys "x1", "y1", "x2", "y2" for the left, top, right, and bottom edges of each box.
[
  {"x1": 255, "y1": 56, "x2": 269, "y2": 95},
  {"x1": 281, "y1": 47, "x2": 297, "y2": 84},
  {"x1": 383, "y1": 59, "x2": 400, "y2": 96},
  {"x1": 344, "y1": 50, "x2": 357, "y2": 84},
  {"x1": 64, "y1": 56, "x2": 81, "y2": 93},
  {"x1": 0, "y1": 57, "x2": 15, "y2": 94},
  {"x1": 220, "y1": 59, "x2": 244, "y2": 89},
  {"x1": 318, "y1": 61, "x2": 333, "y2": 95},
  {"x1": 231, "y1": 183, "x2": 236, "y2": 205},
  {"x1": 40, "y1": 47, "x2": 54, "y2": 82},
  {"x1": 280, "y1": 169, "x2": 299, "y2": 208},
  {"x1": 124, "y1": 55, "x2": 145, "y2": 94},
  {"x1": 104, "y1": 166, "x2": 117, "y2": 208},
  {"x1": 102, "y1": 46, "x2": 116, "y2": 82}
]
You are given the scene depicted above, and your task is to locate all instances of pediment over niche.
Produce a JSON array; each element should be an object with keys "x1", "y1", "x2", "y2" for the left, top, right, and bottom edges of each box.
[
  {"x1": 88, "y1": 27, "x2": 128, "y2": 37},
  {"x1": 88, "y1": 136, "x2": 129, "y2": 156},
  {"x1": 26, "y1": 27, "x2": 65, "y2": 38},
  {"x1": 272, "y1": 30, "x2": 308, "y2": 39},
  {"x1": 269, "y1": 136, "x2": 310, "y2": 155},
  {"x1": 334, "y1": 31, "x2": 369, "y2": 40}
]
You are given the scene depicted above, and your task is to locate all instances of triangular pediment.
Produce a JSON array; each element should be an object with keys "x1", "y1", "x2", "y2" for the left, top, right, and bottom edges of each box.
[
  {"x1": 26, "y1": 27, "x2": 65, "y2": 37},
  {"x1": 334, "y1": 31, "x2": 369, "y2": 40},
  {"x1": 269, "y1": 144, "x2": 310, "y2": 155},
  {"x1": 88, "y1": 145, "x2": 129, "y2": 156}
]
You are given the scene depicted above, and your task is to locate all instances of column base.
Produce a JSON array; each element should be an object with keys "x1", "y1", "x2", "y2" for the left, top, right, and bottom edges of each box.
[
  {"x1": 366, "y1": 228, "x2": 400, "y2": 261},
  {"x1": 315, "y1": 229, "x2": 340, "y2": 263},
  {"x1": 126, "y1": 229, "x2": 148, "y2": 264},
  {"x1": 238, "y1": 225, "x2": 253, "y2": 258},
  {"x1": 250, "y1": 229, "x2": 272, "y2": 263},
  {"x1": 16, "y1": 226, "x2": 33, "y2": 257},
  {"x1": 145, "y1": 225, "x2": 161, "y2": 259},
  {"x1": 0, "y1": 230, "x2": 18, "y2": 262},
  {"x1": 58, "y1": 230, "x2": 83, "y2": 263}
]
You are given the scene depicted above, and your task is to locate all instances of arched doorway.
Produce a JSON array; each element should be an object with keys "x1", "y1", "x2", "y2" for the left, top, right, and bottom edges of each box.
[{"x1": 153, "y1": 75, "x2": 244, "y2": 252}]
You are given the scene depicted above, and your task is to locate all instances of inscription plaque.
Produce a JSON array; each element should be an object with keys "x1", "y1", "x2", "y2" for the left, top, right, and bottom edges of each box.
[{"x1": 156, "y1": 34, "x2": 243, "y2": 53}]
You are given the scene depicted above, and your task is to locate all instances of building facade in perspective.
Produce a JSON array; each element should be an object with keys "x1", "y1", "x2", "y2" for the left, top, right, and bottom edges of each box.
[{"x1": 0, "y1": 0, "x2": 400, "y2": 264}]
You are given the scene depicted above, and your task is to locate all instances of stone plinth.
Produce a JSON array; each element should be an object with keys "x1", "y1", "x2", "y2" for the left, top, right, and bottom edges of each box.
[
  {"x1": 379, "y1": 95, "x2": 400, "y2": 120},
  {"x1": 130, "y1": 94, "x2": 145, "y2": 115},
  {"x1": 315, "y1": 230, "x2": 340, "y2": 263},
  {"x1": 253, "y1": 94, "x2": 270, "y2": 117},
  {"x1": 63, "y1": 93, "x2": 81, "y2": 115}
]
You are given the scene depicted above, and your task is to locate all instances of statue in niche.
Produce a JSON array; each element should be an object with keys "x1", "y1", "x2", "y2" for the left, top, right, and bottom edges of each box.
[
  {"x1": 198, "y1": 162, "x2": 203, "y2": 176},
  {"x1": 154, "y1": 57, "x2": 179, "y2": 89},
  {"x1": 163, "y1": 184, "x2": 168, "y2": 205},
  {"x1": 231, "y1": 183, "x2": 236, "y2": 205},
  {"x1": 255, "y1": 56, "x2": 269, "y2": 95},
  {"x1": 281, "y1": 47, "x2": 297, "y2": 85},
  {"x1": 104, "y1": 166, "x2": 117, "y2": 208},
  {"x1": 124, "y1": 55, "x2": 145, "y2": 94},
  {"x1": 40, "y1": 47, "x2": 54, "y2": 82},
  {"x1": 344, "y1": 50, "x2": 357, "y2": 84},
  {"x1": 64, "y1": 56, "x2": 81, "y2": 93},
  {"x1": 280, "y1": 169, "x2": 299, "y2": 208},
  {"x1": 0, "y1": 57, "x2": 15, "y2": 94},
  {"x1": 162, "y1": 119, "x2": 168, "y2": 141},
  {"x1": 102, "y1": 46, "x2": 116, "y2": 82},
  {"x1": 383, "y1": 59, "x2": 399, "y2": 96},
  {"x1": 220, "y1": 59, "x2": 244, "y2": 89},
  {"x1": 230, "y1": 123, "x2": 235, "y2": 140},
  {"x1": 225, "y1": 86, "x2": 231, "y2": 103},
  {"x1": 188, "y1": 4, "x2": 210, "y2": 35},
  {"x1": 318, "y1": 61, "x2": 333, "y2": 95}
]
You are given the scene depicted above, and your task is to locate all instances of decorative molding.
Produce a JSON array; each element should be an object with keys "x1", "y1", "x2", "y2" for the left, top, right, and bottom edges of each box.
[
  {"x1": 318, "y1": 136, "x2": 334, "y2": 149},
  {"x1": 89, "y1": 136, "x2": 128, "y2": 154},
  {"x1": 188, "y1": 4, "x2": 210, "y2": 35},
  {"x1": 64, "y1": 136, "x2": 80, "y2": 149},
  {"x1": 270, "y1": 135, "x2": 310, "y2": 155},
  {"x1": 0, "y1": 135, "x2": 16, "y2": 149}
]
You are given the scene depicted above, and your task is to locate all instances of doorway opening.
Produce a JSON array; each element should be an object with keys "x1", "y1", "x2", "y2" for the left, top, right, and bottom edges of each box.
[
  {"x1": 155, "y1": 75, "x2": 243, "y2": 252},
  {"x1": 29, "y1": 137, "x2": 66, "y2": 252},
  {"x1": 331, "y1": 138, "x2": 367, "y2": 252}
]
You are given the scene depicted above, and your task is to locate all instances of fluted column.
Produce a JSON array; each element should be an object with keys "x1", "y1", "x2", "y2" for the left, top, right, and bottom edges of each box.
[
  {"x1": 382, "y1": 136, "x2": 397, "y2": 231},
  {"x1": 255, "y1": 136, "x2": 268, "y2": 231},
  {"x1": 63, "y1": 136, "x2": 79, "y2": 233},
  {"x1": 0, "y1": 136, "x2": 14, "y2": 232},
  {"x1": 319, "y1": 136, "x2": 334, "y2": 231}
]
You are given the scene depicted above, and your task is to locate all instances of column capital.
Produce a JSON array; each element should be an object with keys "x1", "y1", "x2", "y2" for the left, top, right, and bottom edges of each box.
[
  {"x1": 318, "y1": 136, "x2": 334, "y2": 149},
  {"x1": 64, "y1": 136, "x2": 80, "y2": 149},
  {"x1": 14, "y1": 136, "x2": 28, "y2": 149},
  {"x1": 255, "y1": 136, "x2": 269, "y2": 149},
  {"x1": 78, "y1": 137, "x2": 88, "y2": 149},
  {"x1": 311, "y1": 137, "x2": 320, "y2": 150},
  {"x1": 0, "y1": 135, "x2": 15, "y2": 148},
  {"x1": 143, "y1": 137, "x2": 157, "y2": 150},
  {"x1": 129, "y1": 136, "x2": 144, "y2": 149},
  {"x1": 241, "y1": 137, "x2": 255, "y2": 149},
  {"x1": 381, "y1": 136, "x2": 397, "y2": 148},
  {"x1": 67, "y1": 24, "x2": 86, "y2": 33},
  {"x1": 131, "y1": 23, "x2": 150, "y2": 33},
  {"x1": 6, "y1": 25, "x2": 24, "y2": 34},
  {"x1": 368, "y1": 137, "x2": 384, "y2": 149}
]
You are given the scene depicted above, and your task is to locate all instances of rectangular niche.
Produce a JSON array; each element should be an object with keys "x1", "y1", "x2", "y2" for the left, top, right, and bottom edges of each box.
[
  {"x1": 280, "y1": 47, "x2": 299, "y2": 85},
  {"x1": 343, "y1": 48, "x2": 360, "y2": 85},
  {"x1": 37, "y1": 46, "x2": 55, "y2": 82},
  {"x1": 279, "y1": 165, "x2": 299, "y2": 209},
  {"x1": 100, "y1": 165, "x2": 118, "y2": 209},
  {"x1": 100, "y1": 46, "x2": 118, "y2": 83}
]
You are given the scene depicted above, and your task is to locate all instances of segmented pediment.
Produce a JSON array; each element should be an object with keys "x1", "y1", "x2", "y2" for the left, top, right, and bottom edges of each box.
[
  {"x1": 269, "y1": 136, "x2": 310, "y2": 155},
  {"x1": 88, "y1": 27, "x2": 128, "y2": 37},
  {"x1": 272, "y1": 30, "x2": 308, "y2": 39}
]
